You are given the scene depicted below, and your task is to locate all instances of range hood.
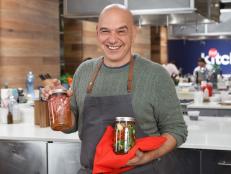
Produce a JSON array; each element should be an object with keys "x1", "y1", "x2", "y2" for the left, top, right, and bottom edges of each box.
[
  {"x1": 168, "y1": 9, "x2": 231, "y2": 39},
  {"x1": 63, "y1": 0, "x2": 219, "y2": 22},
  {"x1": 168, "y1": 0, "x2": 231, "y2": 39},
  {"x1": 63, "y1": 0, "x2": 230, "y2": 39}
]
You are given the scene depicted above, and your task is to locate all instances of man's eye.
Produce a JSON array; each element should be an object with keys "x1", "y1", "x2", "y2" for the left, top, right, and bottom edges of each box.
[
  {"x1": 118, "y1": 29, "x2": 127, "y2": 34},
  {"x1": 100, "y1": 30, "x2": 109, "y2": 33}
]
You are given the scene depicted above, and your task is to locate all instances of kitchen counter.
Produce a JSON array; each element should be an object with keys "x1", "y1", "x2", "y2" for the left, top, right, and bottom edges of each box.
[
  {"x1": 181, "y1": 116, "x2": 231, "y2": 151},
  {"x1": 187, "y1": 101, "x2": 231, "y2": 110},
  {"x1": 0, "y1": 116, "x2": 231, "y2": 150},
  {"x1": 0, "y1": 123, "x2": 79, "y2": 142}
]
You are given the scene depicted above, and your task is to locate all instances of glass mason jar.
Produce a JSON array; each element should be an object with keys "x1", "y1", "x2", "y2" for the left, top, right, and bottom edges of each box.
[
  {"x1": 114, "y1": 117, "x2": 136, "y2": 154},
  {"x1": 48, "y1": 89, "x2": 72, "y2": 131}
]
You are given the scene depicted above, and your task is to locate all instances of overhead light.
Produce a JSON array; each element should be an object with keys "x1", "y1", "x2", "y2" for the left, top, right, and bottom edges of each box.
[
  {"x1": 218, "y1": 35, "x2": 227, "y2": 39},
  {"x1": 202, "y1": 18, "x2": 211, "y2": 23}
]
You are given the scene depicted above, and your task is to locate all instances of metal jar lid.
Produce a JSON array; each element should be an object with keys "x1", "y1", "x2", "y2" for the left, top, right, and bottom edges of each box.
[
  {"x1": 51, "y1": 88, "x2": 67, "y2": 95},
  {"x1": 115, "y1": 117, "x2": 135, "y2": 122}
]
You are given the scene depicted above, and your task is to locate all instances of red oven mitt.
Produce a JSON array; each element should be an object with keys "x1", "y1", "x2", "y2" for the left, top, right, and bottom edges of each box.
[{"x1": 93, "y1": 126, "x2": 166, "y2": 174}]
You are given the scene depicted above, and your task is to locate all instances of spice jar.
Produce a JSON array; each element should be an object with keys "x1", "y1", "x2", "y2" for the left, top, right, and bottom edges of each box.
[
  {"x1": 114, "y1": 117, "x2": 136, "y2": 154},
  {"x1": 48, "y1": 89, "x2": 72, "y2": 131}
]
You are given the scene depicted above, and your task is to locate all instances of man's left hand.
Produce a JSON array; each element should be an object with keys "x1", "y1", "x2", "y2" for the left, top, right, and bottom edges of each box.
[{"x1": 126, "y1": 149, "x2": 152, "y2": 166}]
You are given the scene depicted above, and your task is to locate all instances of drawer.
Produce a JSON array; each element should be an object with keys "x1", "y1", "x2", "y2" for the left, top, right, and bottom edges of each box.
[
  {"x1": 202, "y1": 150, "x2": 231, "y2": 174},
  {"x1": 0, "y1": 141, "x2": 47, "y2": 174}
]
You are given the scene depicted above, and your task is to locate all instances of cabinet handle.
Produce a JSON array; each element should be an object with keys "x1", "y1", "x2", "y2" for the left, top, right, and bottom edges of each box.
[{"x1": 217, "y1": 161, "x2": 231, "y2": 166}]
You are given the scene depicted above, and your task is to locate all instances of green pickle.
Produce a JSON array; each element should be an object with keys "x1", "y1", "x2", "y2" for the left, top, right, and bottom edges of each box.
[{"x1": 114, "y1": 117, "x2": 136, "y2": 154}]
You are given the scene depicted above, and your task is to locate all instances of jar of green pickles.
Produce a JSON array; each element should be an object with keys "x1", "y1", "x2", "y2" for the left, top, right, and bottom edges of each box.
[{"x1": 114, "y1": 117, "x2": 136, "y2": 154}]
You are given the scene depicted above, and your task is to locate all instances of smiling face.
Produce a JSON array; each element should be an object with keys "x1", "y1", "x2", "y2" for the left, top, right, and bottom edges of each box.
[{"x1": 96, "y1": 5, "x2": 136, "y2": 67}]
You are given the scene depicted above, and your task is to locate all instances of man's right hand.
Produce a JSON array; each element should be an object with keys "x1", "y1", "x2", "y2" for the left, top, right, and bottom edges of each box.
[{"x1": 41, "y1": 79, "x2": 72, "y2": 100}]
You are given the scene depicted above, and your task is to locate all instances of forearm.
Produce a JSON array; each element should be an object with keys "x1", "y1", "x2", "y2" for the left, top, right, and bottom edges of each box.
[
  {"x1": 127, "y1": 133, "x2": 177, "y2": 166},
  {"x1": 147, "y1": 133, "x2": 177, "y2": 160}
]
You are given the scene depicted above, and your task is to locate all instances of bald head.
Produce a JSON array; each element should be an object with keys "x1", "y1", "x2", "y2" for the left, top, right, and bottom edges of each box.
[
  {"x1": 96, "y1": 4, "x2": 137, "y2": 67},
  {"x1": 98, "y1": 4, "x2": 135, "y2": 26}
]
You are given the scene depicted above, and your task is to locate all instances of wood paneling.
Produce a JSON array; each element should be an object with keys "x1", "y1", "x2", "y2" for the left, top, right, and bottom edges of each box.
[
  {"x1": 133, "y1": 27, "x2": 151, "y2": 59},
  {"x1": 0, "y1": 0, "x2": 60, "y2": 88},
  {"x1": 151, "y1": 26, "x2": 168, "y2": 64},
  {"x1": 82, "y1": 21, "x2": 103, "y2": 59},
  {"x1": 160, "y1": 26, "x2": 168, "y2": 64},
  {"x1": 63, "y1": 19, "x2": 82, "y2": 74}
]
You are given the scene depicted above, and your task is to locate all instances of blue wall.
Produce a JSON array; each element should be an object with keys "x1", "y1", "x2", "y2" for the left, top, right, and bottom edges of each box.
[{"x1": 168, "y1": 39, "x2": 231, "y2": 75}]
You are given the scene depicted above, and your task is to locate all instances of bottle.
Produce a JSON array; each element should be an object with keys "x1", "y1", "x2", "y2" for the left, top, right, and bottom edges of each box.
[
  {"x1": 26, "y1": 71, "x2": 35, "y2": 98},
  {"x1": 9, "y1": 96, "x2": 21, "y2": 123},
  {"x1": 195, "y1": 71, "x2": 199, "y2": 84},
  {"x1": 7, "y1": 111, "x2": 13, "y2": 124},
  {"x1": 7, "y1": 97, "x2": 14, "y2": 124},
  {"x1": 17, "y1": 88, "x2": 27, "y2": 103},
  {"x1": 203, "y1": 87, "x2": 210, "y2": 102}
]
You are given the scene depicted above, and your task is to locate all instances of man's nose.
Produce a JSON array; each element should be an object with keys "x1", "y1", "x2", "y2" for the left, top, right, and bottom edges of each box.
[{"x1": 108, "y1": 32, "x2": 117, "y2": 44}]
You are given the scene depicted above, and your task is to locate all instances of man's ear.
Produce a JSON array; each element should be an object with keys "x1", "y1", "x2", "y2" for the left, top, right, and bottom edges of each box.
[
  {"x1": 96, "y1": 25, "x2": 99, "y2": 36},
  {"x1": 132, "y1": 25, "x2": 138, "y2": 43},
  {"x1": 96, "y1": 25, "x2": 101, "y2": 43}
]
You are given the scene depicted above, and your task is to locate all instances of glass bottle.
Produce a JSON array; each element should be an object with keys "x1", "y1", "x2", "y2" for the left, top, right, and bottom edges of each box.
[{"x1": 26, "y1": 71, "x2": 35, "y2": 98}]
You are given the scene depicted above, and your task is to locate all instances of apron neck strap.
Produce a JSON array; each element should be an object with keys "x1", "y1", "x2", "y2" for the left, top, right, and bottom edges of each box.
[
  {"x1": 86, "y1": 57, "x2": 134, "y2": 94},
  {"x1": 86, "y1": 58, "x2": 103, "y2": 94},
  {"x1": 127, "y1": 56, "x2": 134, "y2": 93}
]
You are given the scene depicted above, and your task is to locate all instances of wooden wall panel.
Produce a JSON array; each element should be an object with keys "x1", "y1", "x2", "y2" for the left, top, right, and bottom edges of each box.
[
  {"x1": 133, "y1": 27, "x2": 151, "y2": 59},
  {"x1": 151, "y1": 26, "x2": 161, "y2": 63},
  {"x1": 150, "y1": 26, "x2": 168, "y2": 64},
  {"x1": 160, "y1": 26, "x2": 168, "y2": 64},
  {"x1": 0, "y1": 0, "x2": 60, "y2": 88},
  {"x1": 82, "y1": 21, "x2": 103, "y2": 59},
  {"x1": 63, "y1": 19, "x2": 82, "y2": 74}
]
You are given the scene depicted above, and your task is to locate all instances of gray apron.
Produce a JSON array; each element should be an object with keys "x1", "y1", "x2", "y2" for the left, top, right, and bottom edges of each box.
[{"x1": 78, "y1": 57, "x2": 155, "y2": 174}]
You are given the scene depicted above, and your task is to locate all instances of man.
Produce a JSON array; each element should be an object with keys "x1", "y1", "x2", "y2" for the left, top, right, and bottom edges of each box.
[
  {"x1": 162, "y1": 60, "x2": 180, "y2": 77},
  {"x1": 43, "y1": 4, "x2": 187, "y2": 173},
  {"x1": 193, "y1": 57, "x2": 209, "y2": 84}
]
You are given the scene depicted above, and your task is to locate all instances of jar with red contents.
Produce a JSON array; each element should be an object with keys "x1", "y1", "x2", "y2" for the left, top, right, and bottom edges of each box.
[
  {"x1": 201, "y1": 82, "x2": 213, "y2": 97},
  {"x1": 48, "y1": 89, "x2": 72, "y2": 131}
]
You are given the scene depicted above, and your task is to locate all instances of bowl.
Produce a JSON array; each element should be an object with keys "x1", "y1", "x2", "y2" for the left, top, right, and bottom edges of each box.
[
  {"x1": 188, "y1": 110, "x2": 200, "y2": 121},
  {"x1": 188, "y1": 110, "x2": 200, "y2": 116}
]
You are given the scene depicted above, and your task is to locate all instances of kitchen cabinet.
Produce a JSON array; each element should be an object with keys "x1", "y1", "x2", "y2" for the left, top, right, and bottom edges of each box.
[
  {"x1": 0, "y1": 140, "x2": 81, "y2": 174},
  {"x1": 202, "y1": 150, "x2": 231, "y2": 174},
  {"x1": 154, "y1": 148, "x2": 231, "y2": 174},
  {"x1": 188, "y1": 108, "x2": 231, "y2": 117},
  {"x1": 0, "y1": 141, "x2": 47, "y2": 174},
  {"x1": 48, "y1": 142, "x2": 81, "y2": 174},
  {"x1": 1, "y1": 138, "x2": 231, "y2": 174},
  {"x1": 153, "y1": 148, "x2": 201, "y2": 174},
  {"x1": 218, "y1": 110, "x2": 231, "y2": 117}
]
